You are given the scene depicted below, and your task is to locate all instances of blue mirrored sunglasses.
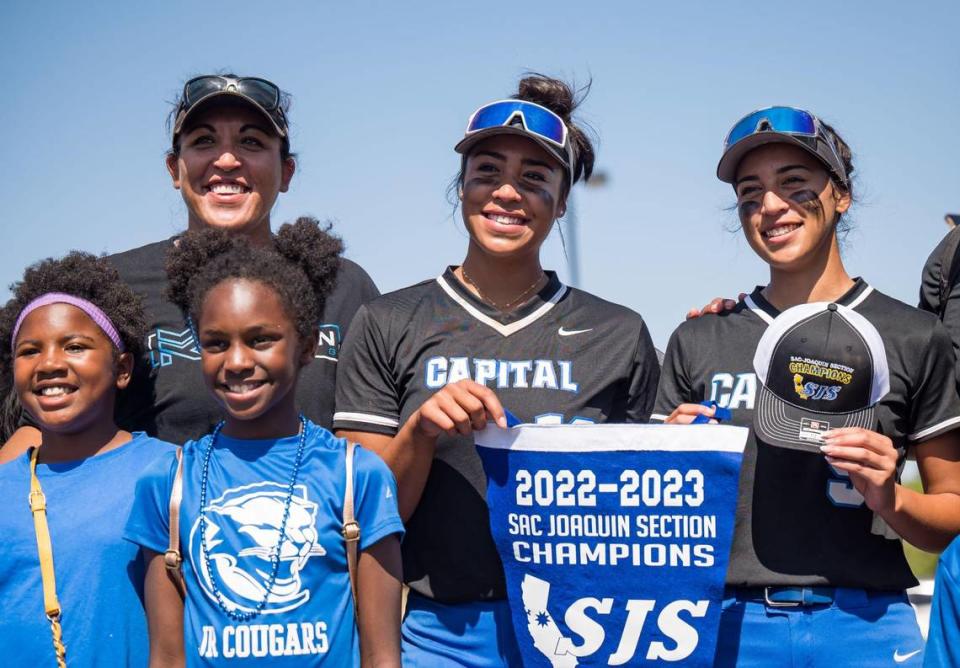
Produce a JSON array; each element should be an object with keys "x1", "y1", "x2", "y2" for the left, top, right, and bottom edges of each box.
[
  {"x1": 724, "y1": 106, "x2": 818, "y2": 149},
  {"x1": 723, "y1": 106, "x2": 848, "y2": 186},
  {"x1": 465, "y1": 99, "x2": 568, "y2": 149}
]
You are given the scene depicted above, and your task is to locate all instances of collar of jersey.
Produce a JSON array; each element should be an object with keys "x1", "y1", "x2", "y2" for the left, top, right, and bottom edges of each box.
[
  {"x1": 436, "y1": 266, "x2": 568, "y2": 336},
  {"x1": 744, "y1": 277, "x2": 872, "y2": 326}
]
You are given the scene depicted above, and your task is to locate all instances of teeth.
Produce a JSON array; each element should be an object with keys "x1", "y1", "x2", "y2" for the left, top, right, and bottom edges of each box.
[
  {"x1": 765, "y1": 224, "x2": 801, "y2": 238},
  {"x1": 489, "y1": 214, "x2": 522, "y2": 225},
  {"x1": 210, "y1": 183, "x2": 246, "y2": 194},
  {"x1": 227, "y1": 382, "x2": 262, "y2": 394},
  {"x1": 40, "y1": 386, "x2": 68, "y2": 396}
]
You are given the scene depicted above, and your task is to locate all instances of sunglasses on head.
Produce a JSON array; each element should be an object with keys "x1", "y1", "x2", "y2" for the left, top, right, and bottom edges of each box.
[
  {"x1": 182, "y1": 76, "x2": 281, "y2": 111},
  {"x1": 465, "y1": 99, "x2": 569, "y2": 150},
  {"x1": 175, "y1": 75, "x2": 288, "y2": 139},
  {"x1": 723, "y1": 106, "x2": 848, "y2": 186}
]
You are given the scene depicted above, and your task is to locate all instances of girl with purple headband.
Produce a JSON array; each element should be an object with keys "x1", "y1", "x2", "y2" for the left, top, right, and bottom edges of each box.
[{"x1": 0, "y1": 251, "x2": 174, "y2": 666}]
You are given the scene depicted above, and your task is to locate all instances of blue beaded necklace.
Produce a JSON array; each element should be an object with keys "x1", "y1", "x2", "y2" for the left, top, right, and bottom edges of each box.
[{"x1": 198, "y1": 414, "x2": 309, "y2": 622}]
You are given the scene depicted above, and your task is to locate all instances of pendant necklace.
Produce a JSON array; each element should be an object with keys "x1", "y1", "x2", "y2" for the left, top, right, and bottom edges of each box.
[{"x1": 460, "y1": 267, "x2": 546, "y2": 311}]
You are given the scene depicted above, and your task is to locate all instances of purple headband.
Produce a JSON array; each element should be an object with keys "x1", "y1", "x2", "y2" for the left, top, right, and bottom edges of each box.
[{"x1": 11, "y1": 292, "x2": 125, "y2": 353}]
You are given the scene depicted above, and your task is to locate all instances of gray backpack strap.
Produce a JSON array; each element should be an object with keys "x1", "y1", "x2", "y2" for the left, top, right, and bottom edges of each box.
[
  {"x1": 343, "y1": 441, "x2": 361, "y2": 613},
  {"x1": 164, "y1": 447, "x2": 186, "y2": 595}
]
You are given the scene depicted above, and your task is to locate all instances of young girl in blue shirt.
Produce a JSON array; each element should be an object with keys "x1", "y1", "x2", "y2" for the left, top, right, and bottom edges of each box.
[
  {"x1": 0, "y1": 251, "x2": 173, "y2": 667},
  {"x1": 124, "y1": 218, "x2": 404, "y2": 667}
]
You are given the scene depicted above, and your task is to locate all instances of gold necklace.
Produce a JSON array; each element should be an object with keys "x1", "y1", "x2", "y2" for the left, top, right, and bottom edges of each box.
[{"x1": 460, "y1": 267, "x2": 546, "y2": 311}]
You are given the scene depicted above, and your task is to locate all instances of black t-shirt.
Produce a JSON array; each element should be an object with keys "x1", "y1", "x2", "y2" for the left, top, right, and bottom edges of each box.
[
  {"x1": 653, "y1": 279, "x2": 960, "y2": 590},
  {"x1": 108, "y1": 238, "x2": 379, "y2": 443},
  {"x1": 333, "y1": 267, "x2": 660, "y2": 603},
  {"x1": 919, "y1": 226, "x2": 960, "y2": 383}
]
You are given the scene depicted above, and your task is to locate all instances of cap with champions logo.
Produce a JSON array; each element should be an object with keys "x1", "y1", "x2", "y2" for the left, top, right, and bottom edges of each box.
[{"x1": 752, "y1": 301, "x2": 890, "y2": 453}]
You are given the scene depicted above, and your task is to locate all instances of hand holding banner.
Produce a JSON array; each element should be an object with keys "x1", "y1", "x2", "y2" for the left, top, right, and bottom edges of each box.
[{"x1": 476, "y1": 423, "x2": 747, "y2": 666}]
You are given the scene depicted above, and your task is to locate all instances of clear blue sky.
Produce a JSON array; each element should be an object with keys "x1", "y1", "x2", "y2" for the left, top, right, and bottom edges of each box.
[{"x1": 2, "y1": 1, "x2": 958, "y2": 349}]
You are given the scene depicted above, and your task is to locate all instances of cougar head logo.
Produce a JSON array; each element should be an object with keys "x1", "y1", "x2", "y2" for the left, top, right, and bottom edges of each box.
[{"x1": 189, "y1": 482, "x2": 326, "y2": 615}]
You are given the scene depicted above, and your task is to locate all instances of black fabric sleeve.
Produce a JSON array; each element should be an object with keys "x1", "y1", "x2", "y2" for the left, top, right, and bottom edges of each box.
[
  {"x1": 651, "y1": 327, "x2": 693, "y2": 422},
  {"x1": 333, "y1": 304, "x2": 402, "y2": 435},
  {"x1": 908, "y1": 320, "x2": 960, "y2": 443},
  {"x1": 625, "y1": 320, "x2": 661, "y2": 423},
  {"x1": 919, "y1": 229, "x2": 960, "y2": 385}
]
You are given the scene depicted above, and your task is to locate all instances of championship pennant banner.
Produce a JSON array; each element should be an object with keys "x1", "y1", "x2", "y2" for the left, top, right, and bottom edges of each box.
[{"x1": 476, "y1": 424, "x2": 747, "y2": 666}]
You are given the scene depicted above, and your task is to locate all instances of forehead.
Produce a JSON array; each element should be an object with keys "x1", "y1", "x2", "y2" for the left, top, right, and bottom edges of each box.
[
  {"x1": 201, "y1": 279, "x2": 287, "y2": 321},
  {"x1": 467, "y1": 133, "x2": 561, "y2": 169},
  {"x1": 16, "y1": 303, "x2": 109, "y2": 342},
  {"x1": 735, "y1": 142, "x2": 824, "y2": 181},
  {"x1": 180, "y1": 99, "x2": 275, "y2": 136}
]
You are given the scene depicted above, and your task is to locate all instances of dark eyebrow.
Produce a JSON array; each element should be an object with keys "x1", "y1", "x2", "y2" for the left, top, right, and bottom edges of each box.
[
  {"x1": 16, "y1": 333, "x2": 97, "y2": 348},
  {"x1": 474, "y1": 150, "x2": 506, "y2": 161},
  {"x1": 735, "y1": 164, "x2": 811, "y2": 187},
  {"x1": 239, "y1": 124, "x2": 270, "y2": 135},
  {"x1": 182, "y1": 123, "x2": 270, "y2": 136},
  {"x1": 473, "y1": 150, "x2": 555, "y2": 172},
  {"x1": 200, "y1": 323, "x2": 282, "y2": 337},
  {"x1": 522, "y1": 158, "x2": 556, "y2": 172},
  {"x1": 183, "y1": 123, "x2": 215, "y2": 135}
]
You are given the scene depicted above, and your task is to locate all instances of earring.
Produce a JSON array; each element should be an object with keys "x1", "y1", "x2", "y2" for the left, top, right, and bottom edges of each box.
[{"x1": 458, "y1": 189, "x2": 464, "y2": 200}]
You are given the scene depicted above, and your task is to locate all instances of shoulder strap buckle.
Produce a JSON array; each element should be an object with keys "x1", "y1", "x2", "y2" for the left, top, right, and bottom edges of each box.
[
  {"x1": 342, "y1": 520, "x2": 361, "y2": 543},
  {"x1": 29, "y1": 489, "x2": 46, "y2": 513},
  {"x1": 163, "y1": 549, "x2": 183, "y2": 571}
]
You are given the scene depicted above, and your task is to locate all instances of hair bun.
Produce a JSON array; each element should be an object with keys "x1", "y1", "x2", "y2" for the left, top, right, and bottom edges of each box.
[
  {"x1": 516, "y1": 75, "x2": 576, "y2": 119},
  {"x1": 273, "y1": 217, "x2": 344, "y2": 309},
  {"x1": 514, "y1": 73, "x2": 596, "y2": 185}
]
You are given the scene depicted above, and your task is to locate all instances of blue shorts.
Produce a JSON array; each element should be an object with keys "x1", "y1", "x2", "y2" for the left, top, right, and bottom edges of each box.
[
  {"x1": 401, "y1": 593, "x2": 522, "y2": 667},
  {"x1": 715, "y1": 587, "x2": 925, "y2": 667}
]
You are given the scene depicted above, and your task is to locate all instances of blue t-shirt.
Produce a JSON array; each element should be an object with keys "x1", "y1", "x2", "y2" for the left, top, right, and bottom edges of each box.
[
  {"x1": 925, "y1": 537, "x2": 960, "y2": 667},
  {"x1": 0, "y1": 433, "x2": 172, "y2": 667},
  {"x1": 124, "y1": 420, "x2": 403, "y2": 667}
]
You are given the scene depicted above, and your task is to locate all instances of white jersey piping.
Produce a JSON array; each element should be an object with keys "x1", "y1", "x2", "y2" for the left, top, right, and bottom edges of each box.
[
  {"x1": 743, "y1": 295, "x2": 774, "y2": 325},
  {"x1": 333, "y1": 411, "x2": 400, "y2": 428},
  {"x1": 908, "y1": 415, "x2": 960, "y2": 442},
  {"x1": 436, "y1": 274, "x2": 569, "y2": 337}
]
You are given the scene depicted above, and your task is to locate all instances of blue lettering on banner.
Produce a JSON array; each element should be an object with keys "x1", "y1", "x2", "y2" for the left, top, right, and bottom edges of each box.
[
  {"x1": 425, "y1": 357, "x2": 579, "y2": 393},
  {"x1": 476, "y1": 424, "x2": 747, "y2": 666}
]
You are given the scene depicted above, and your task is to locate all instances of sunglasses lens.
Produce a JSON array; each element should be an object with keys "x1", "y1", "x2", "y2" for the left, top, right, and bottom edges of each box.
[
  {"x1": 183, "y1": 76, "x2": 227, "y2": 107},
  {"x1": 237, "y1": 78, "x2": 281, "y2": 111},
  {"x1": 725, "y1": 107, "x2": 817, "y2": 149},
  {"x1": 182, "y1": 76, "x2": 280, "y2": 111},
  {"x1": 467, "y1": 101, "x2": 566, "y2": 146}
]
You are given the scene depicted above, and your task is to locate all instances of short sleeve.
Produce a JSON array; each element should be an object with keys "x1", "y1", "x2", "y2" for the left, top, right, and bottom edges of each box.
[
  {"x1": 333, "y1": 305, "x2": 402, "y2": 435},
  {"x1": 919, "y1": 229, "x2": 960, "y2": 387},
  {"x1": 624, "y1": 321, "x2": 661, "y2": 423},
  {"x1": 651, "y1": 328, "x2": 694, "y2": 423},
  {"x1": 351, "y1": 446, "x2": 404, "y2": 550},
  {"x1": 907, "y1": 322, "x2": 960, "y2": 443},
  {"x1": 925, "y1": 538, "x2": 960, "y2": 667},
  {"x1": 123, "y1": 449, "x2": 179, "y2": 554}
]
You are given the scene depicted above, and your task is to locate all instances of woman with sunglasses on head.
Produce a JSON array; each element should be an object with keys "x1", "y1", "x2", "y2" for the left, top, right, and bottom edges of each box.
[
  {"x1": 334, "y1": 75, "x2": 660, "y2": 667},
  {"x1": 652, "y1": 107, "x2": 960, "y2": 666},
  {"x1": 0, "y1": 74, "x2": 378, "y2": 458}
]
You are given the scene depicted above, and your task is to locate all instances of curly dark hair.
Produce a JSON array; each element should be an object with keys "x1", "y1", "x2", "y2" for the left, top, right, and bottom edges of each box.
[
  {"x1": 165, "y1": 216, "x2": 343, "y2": 341},
  {"x1": 0, "y1": 251, "x2": 148, "y2": 438}
]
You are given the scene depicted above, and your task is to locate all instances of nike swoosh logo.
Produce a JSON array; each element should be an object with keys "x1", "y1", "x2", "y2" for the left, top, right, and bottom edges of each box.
[
  {"x1": 894, "y1": 649, "x2": 922, "y2": 662},
  {"x1": 558, "y1": 327, "x2": 593, "y2": 336}
]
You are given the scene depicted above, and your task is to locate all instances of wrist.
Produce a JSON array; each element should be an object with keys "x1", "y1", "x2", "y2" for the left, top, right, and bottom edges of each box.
[{"x1": 406, "y1": 411, "x2": 439, "y2": 447}]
